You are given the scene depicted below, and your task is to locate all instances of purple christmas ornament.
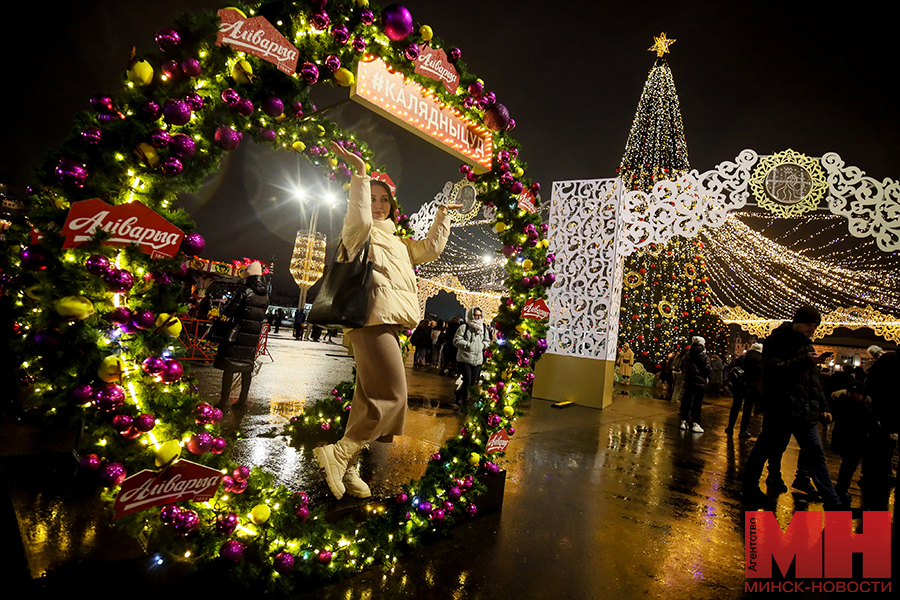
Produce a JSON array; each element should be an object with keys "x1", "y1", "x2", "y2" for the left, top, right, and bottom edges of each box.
[
  {"x1": 78, "y1": 453, "x2": 101, "y2": 471},
  {"x1": 95, "y1": 384, "x2": 126, "y2": 412},
  {"x1": 210, "y1": 437, "x2": 227, "y2": 454},
  {"x1": 111, "y1": 414, "x2": 133, "y2": 433},
  {"x1": 180, "y1": 233, "x2": 205, "y2": 256},
  {"x1": 109, "y1": 306, "x2": 133, "y2": 324},
  {"x1": 352, "y1": 36, "x2": 366, "y2": 52},
  {"x1": 161, "y1": 359, "x2": 183, "y2": 383},
  {"x1": 150, "y1": 129, "x2": 172, "y2": 148},
  {"x1": 310, "y1": 11, "x2": 330, "y2": 30},
  {"x1": 90, "y1": 94, "x2": 115, "y2": 114},
  {"x1": 235, "y1": 98, "x2": 254, "y2": 116},
  {"x1": 449, "y1": 47, "x2": 461, "y2": 60},
  {"x1": 134, "y1": 413, "x2": 156, "y2": 432},
  {"x1": 262, "y1": 96, "x2": 284, "y2": 118},
  {"x1": 300, "y1": 62, "x2": 319, "y2": 85},
  {"x1": 381, "y1": 4, "x2": 414, "y2": 41},
  {"x1": 216, "y1": 513, "x2": 238, "y2": 535},
  {"x1": 184, "y1": 92, "x2": 204, "y2": 111},
  {"x1": 160, "y1": 504, "x2": 181, "y2": 524},
  {"x1": 331, "y1": 24, "x2": 350, "y2": 44},
  {"x1": 221, "y1": 88, "x2": 241, "y2": 106},
  {"x1": 100, "y1": 462, "x2": 127, "y2": 487},
  {"x1": 162, "y1": 99, "x2": 191, "y2": 126},
  {"x1": 405, "y1": 44, "x2": 420, "y2": 60},
  {"x1": 161, "y1": 60, "x2": 181, "y2": 80},
  {"x1": 85, "y1": 254, "x2": 110, "y2": 276},
  {"x1": 173, "y1": 509, "x2": 199, "y2": 535},
  {"x1": 72, "y1": 384, "x2": 95, "y2": 403},
  {"x1": 131, "y1": 309, "x2": 155, "y2": 330},
  {"x1": 56, "y1": 158, "x2": 88, "y2": 188},
  {"x1": 155, "y1": 27, "x2": 182, "y2": 52},
  {"x1": 468, "y1": 80, "x2": 484, "y2": 97},
  {"x1": 139, "y1": 100, "x2": 161, "y2": 120},
  {"x1": 360, "y1": 9, "x2": 375, "y2": 25},
  {"x1": 221, "y1": 540, "x2": 245, "y2": 562},
  {"x1": 324, "y1": 55, "x2": 341, "y2": 72},
  {"x1": 104, "y1": 268, "x2": 135, "y2": 293},
  {"x1": 260, "y1": 129, "x2": 277, "y2": 142},
  {"x1": 169, "y1": 134, "x2": 196, "y2": 158},
  {"x1": 161, "y1": 157, "x2": 183, "y2": 176},
  {"x1": 233, "y1": 465, "x2": 251, "y2": 482},
  {"x1": 214, "y1": 126, "x2": 242, "y2": 150},
  {"x1": 483, "y1": 103, "x2": 510, "y2": 132},
  {"x1": 181, "y1": 58, "x2": 202, "y2": 78},
  {"x1": 20, "y1": 245, "x2": 50, "y2": 271},
  {"x1": 273, "y1": 552, "x2": 295, "y2": 573},
  {"x1": 81, "y1": 126, "x2": 102, "y2": 145}
]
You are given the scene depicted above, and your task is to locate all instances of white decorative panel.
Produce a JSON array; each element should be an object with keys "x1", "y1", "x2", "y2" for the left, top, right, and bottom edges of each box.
[
  {"x1": 546, "y1": 178, "x2": 622, "y2": 360},
  {"x1": 822, "y1": 152, "x2": 900, "y2": 252}
]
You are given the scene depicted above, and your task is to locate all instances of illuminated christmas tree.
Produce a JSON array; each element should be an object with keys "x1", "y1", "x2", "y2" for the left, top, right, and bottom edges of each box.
[{"x1": 616, "y1": 34, "x2": 726, "y2": 368}]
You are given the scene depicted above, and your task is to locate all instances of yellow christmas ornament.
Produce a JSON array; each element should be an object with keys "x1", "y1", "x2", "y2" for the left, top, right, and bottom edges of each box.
[
  {"x1": 513, "y1": 167, "x2": 524, "y2": 178},
  {"x1": 155, "y1": 440, "x2": 182, "y2": 468},
  {"x1": 135, "y1": 143, "x2": 160, "y2": 167},
  {"x1": 503, "y1": 405, "x2": 515, "y2": 418},
  {"x1": 317, "y1": 124, "x2": 326, "y2": 137},
  {"x1": 328, "y1": 157, "x2": 338, "y2": 168},
  {"x1": 494, "y1": 222, "x2": 507, "y2": 233},
  {"x1": 224, "y1": 7, "x2": 247, "y2": 17},
  {"x1": 55, "y1": 296, "x2": 95, "y2": 320},
  {"x1": 419, "y1": 25, "x2": 433, "y2": 42},
  {"x1": 333, "y1": 67, "x2": 355, "y2": 87},
  {"x1": 354, "y1": 0, "x2": 368, "y2": 7},
  {"x1": 468, "y1": 452, "x2": 481, "y2": 466},
  {"x1": 232, "y1": 59, "x2": 253, "y2": 84},
  {"x1": 155, "y1": 313, "x2": 182, "y2": 337},
  {"x1": 522, "y1": 259, "x2": 533, "y2": 271},
  {"x1": 515, "y1": 322, "x2": 528, "y2": 333},
  {"x1": 98, "y1": 355, "x2": 125, "y2": 383},
  {"x1": 250, "y1": 503, "x2": 271, "y2": 524},
  {"x1": 127, "y1": 59, "x2": 154, "y2": 86},
  {"x1": 292, "y1": 141, "x2": 307, "y2": 153}
]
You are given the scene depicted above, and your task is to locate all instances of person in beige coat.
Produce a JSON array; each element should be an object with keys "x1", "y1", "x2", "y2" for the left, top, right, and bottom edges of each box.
[
  {"x1": 314, "y1": 141, "x2": 458, "y2": 500},
  {"x1": 616, "y1": 342, "x2": 635, "y2": 385}
]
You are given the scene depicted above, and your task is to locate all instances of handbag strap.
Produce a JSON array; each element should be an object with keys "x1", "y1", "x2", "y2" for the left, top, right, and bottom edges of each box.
[{"x1": 335, "y1": 236, "x2": 372, "y2": 264}]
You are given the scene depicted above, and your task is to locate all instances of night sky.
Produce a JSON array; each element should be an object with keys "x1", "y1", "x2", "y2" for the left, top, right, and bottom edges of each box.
[{"x1": 2, "y1": 0, "x2": 897, "y2": 314}]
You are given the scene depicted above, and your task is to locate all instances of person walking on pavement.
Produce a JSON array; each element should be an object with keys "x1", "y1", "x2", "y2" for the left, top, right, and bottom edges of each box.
[
  {"x1": 453, "y1": 307, "x2": 492, "y2": 411},
  {"x1": 829, "y1": 381, "x2": 879, "y2": 508},
  {"x1": 313, "y1": 141, "x2": 455, "y2": 500},
  {"x1": 679, "y1": 336, "x2": 711, "y2": 433},
  {"x1": 861, "y1": 348, "x2": 899, "y2": 489},
  {"x1": 741, "y1": 305, "x2": 844, "y2": 510},
  {"x1": 293, "y1": 307, "x2": 305, "y2": 340},
  {"x1": 214, "y1": 261, "x2": 269, "y2": 418},
  {"x1": 726, "y1": 343, "x2": 763, "y2": 438}
]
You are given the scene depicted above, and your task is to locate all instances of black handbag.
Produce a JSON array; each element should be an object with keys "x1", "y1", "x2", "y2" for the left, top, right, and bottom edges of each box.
[
  {"x1": 208, "y1": 318, "x2": 239, "y2": 344},
  {"x1": 307, "y1": 238, "x2": 373, "y2": 329}
]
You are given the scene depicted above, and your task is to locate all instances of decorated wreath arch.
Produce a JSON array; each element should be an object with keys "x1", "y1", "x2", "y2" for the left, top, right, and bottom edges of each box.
[{"x1": 4, "y1": 0, "x2": 553, "y2": 591}]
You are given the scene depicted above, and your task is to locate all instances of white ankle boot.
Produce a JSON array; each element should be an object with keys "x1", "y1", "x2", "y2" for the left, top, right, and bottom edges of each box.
[
  {"x1": 314, "y1": 438, "x2": 362, "y2": 500},
  {"x1": 342, "y1": 450, "x2": 371, "y2": 498}
]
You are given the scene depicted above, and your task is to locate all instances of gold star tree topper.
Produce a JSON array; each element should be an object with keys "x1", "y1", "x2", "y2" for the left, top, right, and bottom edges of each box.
[{"x1": 648, "y1": 32, "x2": 676, "y2": 57}]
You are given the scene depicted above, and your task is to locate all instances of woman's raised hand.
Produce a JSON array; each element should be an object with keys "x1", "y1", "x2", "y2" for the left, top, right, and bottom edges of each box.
[{"x1": 331, "y1": 141, "x2": 366, "y2": 175}]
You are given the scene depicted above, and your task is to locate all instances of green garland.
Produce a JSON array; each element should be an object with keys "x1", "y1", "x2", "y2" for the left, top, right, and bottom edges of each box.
[{"x1": 3, "y1": 0, "x2": 552, "y2": 592}]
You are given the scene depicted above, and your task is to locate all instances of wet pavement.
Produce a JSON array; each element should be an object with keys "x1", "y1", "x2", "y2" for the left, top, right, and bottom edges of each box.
[{"x1": 2, "y1": 331, "x2": 895, "y2": 599}]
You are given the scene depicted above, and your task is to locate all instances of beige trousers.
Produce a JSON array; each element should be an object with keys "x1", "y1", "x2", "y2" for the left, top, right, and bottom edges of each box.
[{"x1": 343, "y1": 324, "x2": 407, "y2": 443}]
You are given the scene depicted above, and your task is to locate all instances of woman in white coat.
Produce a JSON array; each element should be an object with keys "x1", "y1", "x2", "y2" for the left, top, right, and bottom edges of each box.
[
  {"x1": 314, "y1": 142, "x2": 458, "y2": 500},
  {"x1": 453, "y1": 307, "x2": 491, "y2": 410}
]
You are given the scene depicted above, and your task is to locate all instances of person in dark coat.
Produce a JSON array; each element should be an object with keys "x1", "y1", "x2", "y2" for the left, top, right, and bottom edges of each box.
[
  {"x1": 829, "y1": 381, "x2": 879, "y2": 506},
  {"x1": 862, "y1": 349, "x2": 899, "y2": 487},
  {"x1": 741, "y1": 305, "x2": 842, "y2": 510},
  {"x1": 214, "y1": 262, "x2": 269, "y2": 414},
  {"x1": 411, "y1": 319, "x2": 433, "y2": 368},
  {"x1": 726, "y1": 343, "x2": 763, "y2": 437},
  {"x1": 679, "y1": 336, "x2": 712, "y2": 433},
  {"x1": 293, "y1": 308, "x2": 305, "y2": 340}
]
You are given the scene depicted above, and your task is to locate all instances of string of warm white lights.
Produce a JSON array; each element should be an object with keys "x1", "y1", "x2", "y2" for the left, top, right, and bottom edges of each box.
[{"x1": 702, "y1": 214, "x2": 900, "y2": 319}]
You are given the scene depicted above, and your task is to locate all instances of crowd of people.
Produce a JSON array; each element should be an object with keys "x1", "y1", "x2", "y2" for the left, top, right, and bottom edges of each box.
[{"x1": 617, "y1": 304, "x2": 897, "y2": 511}]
